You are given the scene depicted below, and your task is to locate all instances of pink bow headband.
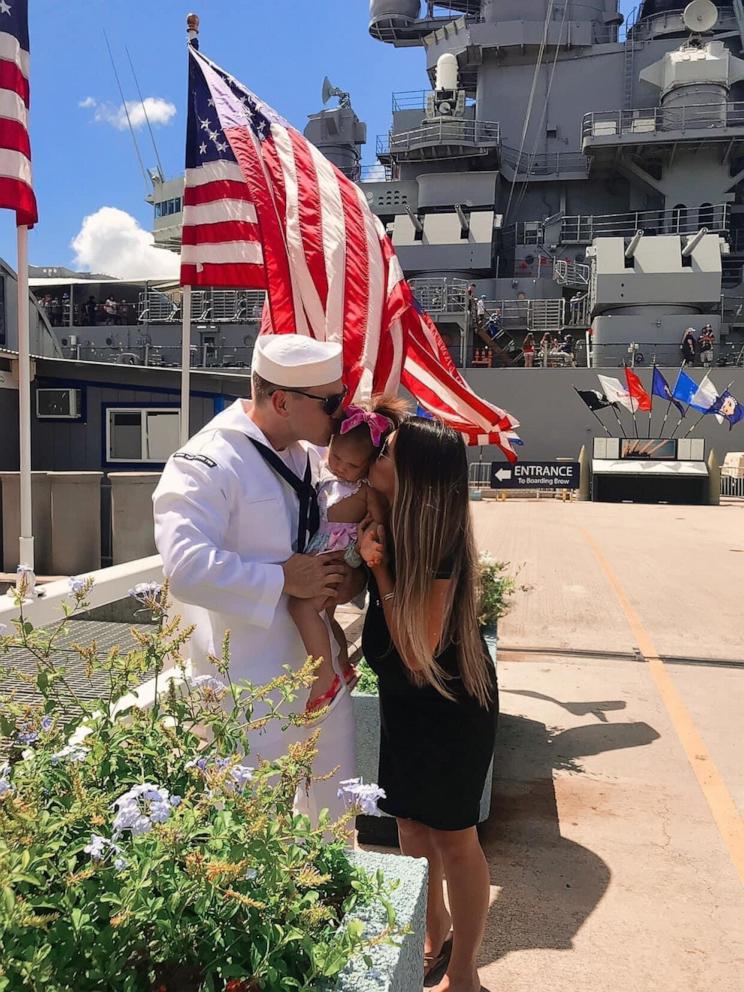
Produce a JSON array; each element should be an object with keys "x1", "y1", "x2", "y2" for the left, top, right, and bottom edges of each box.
[{"x1": 339, "y1": 405, "x2": 393, "y2": 448}]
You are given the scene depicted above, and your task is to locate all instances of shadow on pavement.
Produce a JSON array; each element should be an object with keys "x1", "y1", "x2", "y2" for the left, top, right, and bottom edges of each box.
[{"x1": 477, "y1": 709, "x2": 660, "y2": 964}]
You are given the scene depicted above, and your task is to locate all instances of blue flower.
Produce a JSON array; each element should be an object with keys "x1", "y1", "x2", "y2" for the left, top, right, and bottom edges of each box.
[
  {"x1": 51, "y1": 743, "x2": 89, "y2": 765},
  {"x1": 187, "y1": 674, "x2": 227, "y2": 694},
  {"x1": 0, "y1": 764, "x2": 11, "y2": 797},
  {"x1": 128, "y1": 582, "x2": 163, "y2": 605},
  {"x1": 40, "y1": 715, "x2": 53, "y2": 733},
  {"x1": 112, "y1": 782, "x2": 178, "y2": 838},
  {"x1": 114, "y1": 857, "x2": 127, "y2": 872},
  {"x1": 16, "y1": 727, "x2": 38, "y2": 745},
  {"x1": 337, "y1": 778, "x2": 386, "y2": 817},
  {"x1": 84, "y1": 833, "x2": 123, "y2": 861},
  {"x1": 68, "y1": 576, "x2": 87, "y2": 596},
  {"x1": 0, "y1": 623, "x2": 8, "y2": 637}
]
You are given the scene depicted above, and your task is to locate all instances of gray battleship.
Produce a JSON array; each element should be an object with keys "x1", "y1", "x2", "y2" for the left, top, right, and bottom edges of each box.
[{"x1": 5, "y1": 0, "x2": 744, "y2": 474}]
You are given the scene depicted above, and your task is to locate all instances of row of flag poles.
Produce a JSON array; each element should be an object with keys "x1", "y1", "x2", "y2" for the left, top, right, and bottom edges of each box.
[{"x1": 575, "y1": 365, "x2": 744, "y2": 440}]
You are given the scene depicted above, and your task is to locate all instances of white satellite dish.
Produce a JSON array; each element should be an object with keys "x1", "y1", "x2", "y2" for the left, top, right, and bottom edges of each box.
[{"x1": 683, "y1": 0, "x2": 719, "y2": 34}]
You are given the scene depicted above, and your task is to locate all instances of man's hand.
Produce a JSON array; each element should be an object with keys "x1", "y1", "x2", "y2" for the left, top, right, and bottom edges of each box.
[{"x1": 282, "y1": 552, "x2": 346, "y2": 600}]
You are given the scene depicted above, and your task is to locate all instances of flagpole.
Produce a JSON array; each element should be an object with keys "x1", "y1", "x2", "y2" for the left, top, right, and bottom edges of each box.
[
  {"x1": 178, "y1": 14, "x2": 199, "y2": 447},
  {"x1": 572, "y1": 387, "x2": 613, "y2": 437},
  {"x1": 16, "y1": 223, "x2": 34, "y2": 573},
  {"x1": 180, "y1": 286, "x2": 192, "y2": 445},
  {"x1": 648, "y1": 364, "x2": 654, "y2": 439},
  {"x1": 609, "y1": 401, "x2": 628, "y2": 438}
]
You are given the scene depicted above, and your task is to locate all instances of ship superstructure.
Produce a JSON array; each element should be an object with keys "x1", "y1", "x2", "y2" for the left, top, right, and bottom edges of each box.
[{"x1": 25, "y1": 0, "x2": 744, "y2": 376}]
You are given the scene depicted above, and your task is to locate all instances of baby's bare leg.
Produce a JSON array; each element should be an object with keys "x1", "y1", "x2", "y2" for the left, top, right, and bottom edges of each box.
[
  {"x1": 325, "y1": 604, "x2": 350, "y2": 673},
  {"x1": 288, "y1": 596, "x2": 337, "y2": 704}
]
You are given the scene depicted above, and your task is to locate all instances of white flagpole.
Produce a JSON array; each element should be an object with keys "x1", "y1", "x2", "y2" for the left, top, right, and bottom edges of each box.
[
  {"x1": 16, "y1": 223, "x2": 34, "y2": 573},
  {"x1": 180, "y1": 285, "x2": 192, "y2": 445}
]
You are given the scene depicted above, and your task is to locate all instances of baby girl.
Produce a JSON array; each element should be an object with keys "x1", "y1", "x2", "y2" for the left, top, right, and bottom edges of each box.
[{"x1": 288, "y1": 398, "x2": 399, "y2": 714}]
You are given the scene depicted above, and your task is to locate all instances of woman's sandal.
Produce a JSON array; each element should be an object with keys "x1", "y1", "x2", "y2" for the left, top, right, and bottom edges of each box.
[
  {"x1": 424, "y1": 935, "x2": 453, "y2": 980},
  {"x1": 305, "y1": 666, "x2": 359, "y2": 715}
]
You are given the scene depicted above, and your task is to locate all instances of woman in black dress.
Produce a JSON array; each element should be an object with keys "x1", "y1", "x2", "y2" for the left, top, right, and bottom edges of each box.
[{"x1": 359, "y1": 417, "x2": 498, "y2": 992}]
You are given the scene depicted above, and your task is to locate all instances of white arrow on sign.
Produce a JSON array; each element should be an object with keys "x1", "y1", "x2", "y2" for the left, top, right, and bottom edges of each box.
[{"x1": 494, "y1": 468, "x2": 512, "y2": 482}]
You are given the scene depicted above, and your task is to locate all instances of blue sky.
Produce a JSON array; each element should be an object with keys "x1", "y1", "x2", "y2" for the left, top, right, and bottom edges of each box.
[{"x1": 0, "y1": 0, "x2": 636, "y2": 274}]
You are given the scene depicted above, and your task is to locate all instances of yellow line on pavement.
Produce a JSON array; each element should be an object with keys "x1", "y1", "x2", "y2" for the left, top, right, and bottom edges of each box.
[{"x1": 581, "y1": 528, "x2": 744, "y2": 886}]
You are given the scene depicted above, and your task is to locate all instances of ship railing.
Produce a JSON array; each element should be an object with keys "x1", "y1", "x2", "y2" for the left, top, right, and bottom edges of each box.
[
  {"x1": 36, "y1": 299, "x2": 139, "y2": 328},
  {"x1": 554, "y1": 259, "x2": 591, "y2": 288},
  {"x1": 480, "y1": 298, "x2": 566, "y2": 333},
  {"x1": 626, "y1": 5, "x2": 734, "y2": 41},
  {"x1": 392, "y1": 89, "x2": 475, "y2": 113},
  {"x1": 587, "y1": 341, "x2": 744, "y2": 369},
  {"x1": 560, "y1": 203, "x2": 730, "y2": 243},
  {"x1": 501, "y1": 146, "x2": 588, "y2": 177},
  {"x1": 409, "y1": 277, "x2": 470, "y2": 314},
  {"x1": 377, "y1": 119, "x2": 500, "y2": 157},
  {"x1": 583, "y1": 102, "x2": 744, "y2": 140},
  {"x1": 137, "y1": 289, "x2": 266, "y2": 324},
  {"x1": 57, "y1": 342, "x2": 254, "y2": 370},
  {"x1": 337, "y1": 163, "x2": 394, "y2": 182},
  {"x1": 358, "y1": 163, "x2": 393, "y2": 182}
]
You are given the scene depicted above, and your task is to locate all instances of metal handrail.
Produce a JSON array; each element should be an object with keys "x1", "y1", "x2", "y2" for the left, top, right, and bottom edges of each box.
[
  {"x1": 583, "y1": 102, "x2": 744, "y2": 140},
  {"x1": 626, "y1": 5, "x2": 734, "y2": 40},
  {"x1": 560, "y1": 203, "x2": 730, "y2": 243},
  {"x1": 554, "y1": 259, "x2": 591, "y2": 287},
  {"x1": 378, "y1": 119, "x2": 500, "y2": 157},
  {"x1": 409, "y1": 277, "x2": 470, "y2": 314},
  {"x1": 501, "y1": 146, "x2": 588, "y2": 177},
  {"x1": 477, "y1": 298, "x2": 566, "y2": 332},
  {"x1": 392, "y1": 89, "x2": 475, "y2": 113},
  {"x1": 137, "y1": 289, "x2": 266, "y2": 324}
]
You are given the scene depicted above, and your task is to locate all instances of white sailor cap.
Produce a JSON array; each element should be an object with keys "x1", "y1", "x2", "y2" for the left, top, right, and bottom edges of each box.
[{"x1": 252, "y1": 334, "x2": 343, "y2": 387}]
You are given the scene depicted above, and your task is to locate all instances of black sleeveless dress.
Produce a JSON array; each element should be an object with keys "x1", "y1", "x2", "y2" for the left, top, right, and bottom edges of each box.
[{"x1": 362, "y1": 569, "x2": 498, "y2": 831}]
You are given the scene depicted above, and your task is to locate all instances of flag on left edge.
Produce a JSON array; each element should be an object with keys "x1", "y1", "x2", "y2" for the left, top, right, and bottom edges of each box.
[{"x1": 0, "y1": 0, "x2": 37, "y2": 226}]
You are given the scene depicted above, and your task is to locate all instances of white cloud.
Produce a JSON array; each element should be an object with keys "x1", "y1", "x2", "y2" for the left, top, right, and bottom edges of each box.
[
  {"x1": 79, "y1": 96, "x2": 176, "y2": 131},
  {"x1": 71, "y1": 207, "x2": 179, "y2": 280}
]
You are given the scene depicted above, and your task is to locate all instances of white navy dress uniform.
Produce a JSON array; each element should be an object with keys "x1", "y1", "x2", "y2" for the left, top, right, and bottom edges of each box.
[{"x1": 152, "y1": 336, "x2": 355, "y2": 822}]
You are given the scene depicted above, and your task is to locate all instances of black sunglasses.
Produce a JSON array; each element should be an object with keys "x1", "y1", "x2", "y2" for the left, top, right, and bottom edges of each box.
[{"x1": 270, "y1": 384, "x2": 348, "y2": 416}]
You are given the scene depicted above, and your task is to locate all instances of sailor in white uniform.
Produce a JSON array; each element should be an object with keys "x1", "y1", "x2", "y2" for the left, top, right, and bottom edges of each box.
[{"x1": 152, "y1": 335, "x2": 363, "y2": 821}]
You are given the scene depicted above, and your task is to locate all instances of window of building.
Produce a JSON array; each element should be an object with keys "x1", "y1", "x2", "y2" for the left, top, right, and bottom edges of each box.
[{"x1": 106, "y1": 407, "x2": 180, "y2": 463}]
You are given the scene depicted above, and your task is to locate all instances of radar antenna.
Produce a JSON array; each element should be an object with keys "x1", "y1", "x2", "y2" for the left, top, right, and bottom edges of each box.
[
  {"x1": 125, "y1": 46, "x2": 166, "y2": 186},
  {"x1": 103, "y1": 29, "x2": 149, "y2": 189},
  {"x1": 682, "y1": 0, "x2": 719, "y2": 36},
  {"x1": 322, "y1": 76, "x2": 351, "y2": 109}
]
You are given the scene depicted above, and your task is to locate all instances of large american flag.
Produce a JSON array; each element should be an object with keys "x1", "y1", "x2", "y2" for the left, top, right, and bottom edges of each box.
[
  {"x1": 180, "y1": 45, "x2": 520, "y2": 458},
  {"x1": 0, "y1": 0, "x2": 36, "y2": 227}
]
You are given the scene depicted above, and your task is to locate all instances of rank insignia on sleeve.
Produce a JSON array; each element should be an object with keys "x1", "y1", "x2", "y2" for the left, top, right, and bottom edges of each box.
[{"x1": 173, "y1": 452, "x2": 217, "y2": 469}]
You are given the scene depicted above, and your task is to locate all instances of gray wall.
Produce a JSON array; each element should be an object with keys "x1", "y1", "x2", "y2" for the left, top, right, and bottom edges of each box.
[{"x1": 463, "y1": 366, "x2": 744, "y2": 462}]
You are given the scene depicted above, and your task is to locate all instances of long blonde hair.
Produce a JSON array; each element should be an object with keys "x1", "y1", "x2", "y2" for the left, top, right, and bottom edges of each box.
[{"x1": 389, "y1": 417, "x2": 492, "y2": 707}]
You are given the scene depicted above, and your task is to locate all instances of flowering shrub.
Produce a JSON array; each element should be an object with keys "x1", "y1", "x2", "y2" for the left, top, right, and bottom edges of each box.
[
  {"x1": 0, "y1": 579, "x2": 393, "y2": 992},
  {"x1": 477, "y1": 552, "x2": 519, "y2": 629}
]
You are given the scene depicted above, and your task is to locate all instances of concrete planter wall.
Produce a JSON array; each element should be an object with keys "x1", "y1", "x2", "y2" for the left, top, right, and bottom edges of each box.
[
  {"x1": 48, "y1": 472, "x2": 103, "y2": 574},
  {"x1": 109, "y1": 473, "x2": 160, "y2": 565},
  {"x1": 0, "y1": 471, "x2": 52, "y2": 573},
  {"x1": 353, "y1": 628, "x2": 497, "y2": 845},
  {"x1": 335, "y1": 850, "x2": 427, "y2": 992}
]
